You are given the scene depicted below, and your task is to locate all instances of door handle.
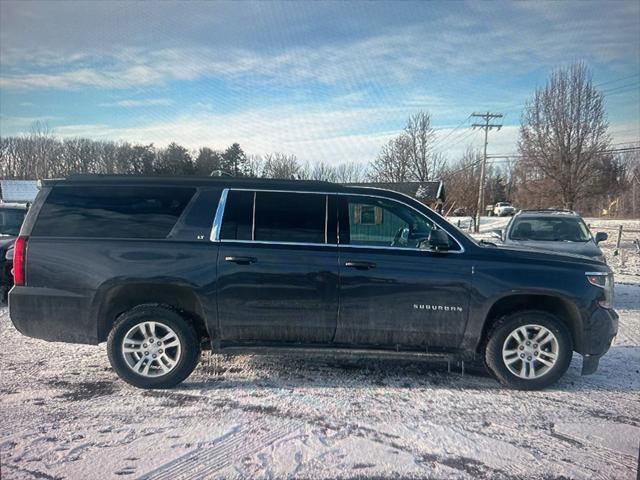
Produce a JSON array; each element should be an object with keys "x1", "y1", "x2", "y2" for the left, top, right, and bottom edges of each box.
[
  {"x1": 345, "y1": 260, "x2": 376, "y2": 270},
  {"x1": 225, "y1": 256, "x2": 257, "y2": 265}
]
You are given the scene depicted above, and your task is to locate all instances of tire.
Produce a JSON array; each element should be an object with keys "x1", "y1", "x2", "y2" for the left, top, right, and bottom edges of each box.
[
  {"x1": 107, "y1": 305, "x2": 201, "y2": 389},
  {"x1": 484, "y1": 310, "x2": 572, "y2": 390}
]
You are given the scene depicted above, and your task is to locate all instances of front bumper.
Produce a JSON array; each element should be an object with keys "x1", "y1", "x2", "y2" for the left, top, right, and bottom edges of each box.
[{"x1": 580, "y1": 307, "x2": 618, "y2": 375}]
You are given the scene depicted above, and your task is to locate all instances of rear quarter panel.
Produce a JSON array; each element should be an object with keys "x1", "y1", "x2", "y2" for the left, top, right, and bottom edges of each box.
[{"x1": 19, "y1": 238, "x2": 219, "y2": 343}]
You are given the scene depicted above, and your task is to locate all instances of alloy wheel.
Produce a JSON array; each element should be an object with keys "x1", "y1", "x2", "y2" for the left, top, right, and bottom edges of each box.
[
  {"x1": 121, "y1": 321, "x2": 182, "y2": 377},
  {"x1": 501, "y1": 324, "x2": 559, "y2": 379}
]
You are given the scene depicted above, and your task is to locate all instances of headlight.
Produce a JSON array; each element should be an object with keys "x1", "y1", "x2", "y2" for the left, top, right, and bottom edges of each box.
[{"x1": 586, "y1": 272, "x2": 614, "y2": 309}]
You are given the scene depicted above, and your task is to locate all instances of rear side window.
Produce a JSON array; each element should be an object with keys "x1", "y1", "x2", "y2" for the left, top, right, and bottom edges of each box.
[
  {"x1": 220, "y1": 190, "x2": 327, "y2": 244},
  {"x1": 32, "y1": 186, "x2": 195, "y2": 238},
  {"x1": 254, "y1": 191, "x2": 326, "y2": 243}
]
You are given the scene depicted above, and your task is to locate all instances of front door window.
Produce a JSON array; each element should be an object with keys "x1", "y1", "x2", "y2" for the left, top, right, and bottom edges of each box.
[{"x1": 344, "y1": 196, "x2": 455, "y2": 250}]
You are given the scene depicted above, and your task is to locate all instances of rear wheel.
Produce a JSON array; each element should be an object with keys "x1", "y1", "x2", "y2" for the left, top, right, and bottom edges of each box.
[
  {"x1": 107, "y1": 305, "x2": 201, "y2": 389},
  {"x1": 484, "y1": 310, "x2": 572, "y2": 390}
]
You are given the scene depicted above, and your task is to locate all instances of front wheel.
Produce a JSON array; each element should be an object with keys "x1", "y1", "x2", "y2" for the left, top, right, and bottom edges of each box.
[
  {"x1": 484, "y1": 310, "x2": 573, "y2": 390},
  {"x1": 107, "y1": 305, "x2": 201, "y2": 389}
]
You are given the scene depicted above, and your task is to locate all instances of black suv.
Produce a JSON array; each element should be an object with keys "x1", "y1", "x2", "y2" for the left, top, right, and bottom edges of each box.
[{"x1": 9, "y1": 176, "x2": 618, "y2": 390}]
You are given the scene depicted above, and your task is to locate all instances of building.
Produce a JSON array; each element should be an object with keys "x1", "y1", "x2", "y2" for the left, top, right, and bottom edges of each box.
[{"x1": 0, "y1": 180, "x2": 39, "y2": 204}]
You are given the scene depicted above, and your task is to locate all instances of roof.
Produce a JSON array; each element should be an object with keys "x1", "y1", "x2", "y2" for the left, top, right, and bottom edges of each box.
[
  {"x1": 44, "y1": 175, "x2": 338, "y2": 191},
  {"x1": 42, "y1": 175, "x2": 443, "y2": 209},
  {"x1": 346, "y1": 181, "x2": 444, "y2": 200},
  {"x1": 0, "y1": 180, "x2": 39, "y2": 203}
]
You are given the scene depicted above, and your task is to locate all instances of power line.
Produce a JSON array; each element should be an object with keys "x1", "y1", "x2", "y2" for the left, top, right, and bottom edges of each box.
[
  {"x1": 431, "y1": 115, "x2": 472, "y2": 150},
  {"x1": 436, "y1": 127, "x2": 481, "y2": 153},
  {"x1": 594, "y1": 72, "x2": 640, "y2": 88},
  {"x1": 475, "y1": 73, "x2": 640, "y2": 121},
  {"x1": 487, "y1": 146, "x2": 640, "y2": 159},
  {"x1": 601, "y1": 82, "x2": 640, "y2": 95}
]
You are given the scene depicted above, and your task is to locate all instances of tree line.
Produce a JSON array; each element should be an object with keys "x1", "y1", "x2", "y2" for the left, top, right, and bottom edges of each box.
[
  {"x1": 1, "y1": 63, "x2": 638, "y2": 217},
  {"x1": 0, "y1": 126, "x2": 369, "y2": 184}
]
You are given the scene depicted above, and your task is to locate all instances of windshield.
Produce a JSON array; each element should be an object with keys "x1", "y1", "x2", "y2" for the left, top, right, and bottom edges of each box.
[
  {"x1": 509, "y1": 217, "x2": 591, "y2": 242},
  {"x1": 0, "y1": 208, "x2": 26, "y2": 236}
]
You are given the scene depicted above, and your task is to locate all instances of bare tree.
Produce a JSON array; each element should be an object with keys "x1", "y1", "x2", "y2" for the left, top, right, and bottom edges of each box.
[
  {"x1": 334, "y1": 162, "x2": 368, "y2": 183},
  {"x1": 244, "y1": 154, "x2": 264, "y2": 178},
  {"x1": 370, "y1": 111, "x2": 444, "y2": 183},
  {"x1": 261, "y1": 153, "x2": 301, "y2": 179},
  {"x1": 442, "y1": 148, "x2": 483, "y2": 214},
  {"x1": 518, "y1": 62, "x2": 610, "y2": 210},
  {"x1": 309, "y1": 161, "x2": 338, "y2": 182},
  {"x1": 369, "y1": 135, "x2": 412, "y2": 182},
  {"x1": 405, "y1": 112, "x2": 445, "y2": 181}
]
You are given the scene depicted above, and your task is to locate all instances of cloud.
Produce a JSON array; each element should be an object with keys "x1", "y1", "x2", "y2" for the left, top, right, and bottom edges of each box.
[
  {"x1": 1, "y1": 1, "x2": 638, "y2": 92},
  {"x1": 0, "y1": 1, "x2": 637, "y2": 166},
  {"x1": 37, "y1": 104, "x2": 404, "y2": 164},
  {"x1": 0, "y1": 115, "x2": 64, "y2": 132},
  {"x1": 99, "y1": 98, "x2": 173, "y2": 108}
]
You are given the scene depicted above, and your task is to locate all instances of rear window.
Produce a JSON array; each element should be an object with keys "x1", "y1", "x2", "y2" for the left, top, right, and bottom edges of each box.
[
  {"x1": 0, "y1": 208, "x2": 26, "y2": 236},
  {"x1": 32, "y1": 186, "x2": 195, "y2": 238},
  {"x1": 509, "y1": 217, "x2": 590, "y2": 242}
]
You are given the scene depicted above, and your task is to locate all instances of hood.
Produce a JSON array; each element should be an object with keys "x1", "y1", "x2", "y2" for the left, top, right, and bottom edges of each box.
[
  {"x1": 478, "y1": 242, "x2": 609, "y2": 272},
  {"x1": 505, "y1": 239, "x2": 603, "y2": 259}
]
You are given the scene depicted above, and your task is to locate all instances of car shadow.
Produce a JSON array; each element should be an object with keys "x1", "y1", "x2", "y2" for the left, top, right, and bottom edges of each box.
[{"x1": 179, "y1": 345, "x2": 640, "y2": 394}]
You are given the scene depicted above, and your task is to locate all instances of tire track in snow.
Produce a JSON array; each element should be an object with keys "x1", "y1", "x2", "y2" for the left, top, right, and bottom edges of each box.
[{"x1": 136, "y1": 421, "x2": 296, "y2": 480}]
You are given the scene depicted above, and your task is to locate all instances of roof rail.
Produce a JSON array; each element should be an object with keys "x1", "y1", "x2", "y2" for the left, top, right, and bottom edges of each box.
[
  {"x1": 62, "y1": 174, "x2": 334, "y2": 185},
  {"x1": 519, "y1": 208, "x2": 577, "y2": 215}
]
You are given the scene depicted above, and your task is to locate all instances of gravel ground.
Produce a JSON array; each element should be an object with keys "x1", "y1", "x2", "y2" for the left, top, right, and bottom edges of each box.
[{"x1": 1, "y1": 218, "x2": 639, "y2": 479}]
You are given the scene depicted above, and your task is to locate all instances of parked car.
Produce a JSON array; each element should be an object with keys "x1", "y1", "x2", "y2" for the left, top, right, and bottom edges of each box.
[
  {"x1": 10, "y1": 176, "x2": 617, "y2": 390},
  {"x1": 491, "y1": 209, "x2": 608, "y2": 263},
  {"x1": 494, "y1": 202, "x2": 516, "y2": 216},
  {"x1": 452, "y1": 207, "x2": 467, "y2": 216},
  {"x1": 485, "y1": 204, "x2": 494, "y2": 216},
  {"x1": 0, "y1": 202, "x2": 28, "y2": 302}
]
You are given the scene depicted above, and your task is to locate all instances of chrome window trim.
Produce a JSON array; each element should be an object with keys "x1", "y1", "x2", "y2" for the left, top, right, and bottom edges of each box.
[
  {"x1": 209, "y1": 187, "x2": 465, "y2": 253},
  {"x1": 251, "y1": 191, "x2": 257, "y2": 241},
  {"x1": 219, "y1": 239, "x2": 336, "y2": 247},
  {"x1": 324, "y1": 195, "x2": 329, "y2": 244},
  {"x1": 210, "y1": 188, "x2": 229, "y2": 241}
]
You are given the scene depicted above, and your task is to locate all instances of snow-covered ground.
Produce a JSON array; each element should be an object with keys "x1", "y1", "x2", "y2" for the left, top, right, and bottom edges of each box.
[{"x1": 1, "y1": 218, "x2": 639, "y2": 480}]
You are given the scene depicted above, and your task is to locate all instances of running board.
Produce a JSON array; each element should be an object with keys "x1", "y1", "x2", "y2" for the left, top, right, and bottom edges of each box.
[{"x1": 213, "y1": 345, "x2": 474, "y2": 373}]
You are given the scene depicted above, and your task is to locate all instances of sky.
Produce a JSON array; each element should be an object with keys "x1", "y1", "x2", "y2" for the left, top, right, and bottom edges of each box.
[{"x1": 1, "y1": 0, "x2": 639, "y2": 166}]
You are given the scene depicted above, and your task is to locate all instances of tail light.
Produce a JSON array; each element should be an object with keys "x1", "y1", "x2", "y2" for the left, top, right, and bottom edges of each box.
[{"x1": 13, "y1": 235, "x2": 28, "y2": 286}]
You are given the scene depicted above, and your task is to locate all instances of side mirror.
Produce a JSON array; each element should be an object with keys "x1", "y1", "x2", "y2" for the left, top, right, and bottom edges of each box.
[
  {"x1": 490, "y1": 229, "x2": 503, "y2": 241},
  {"x1": 594, "y1": 232, "x2": 608, "y2": 244},
  {"x1": 427, "y1": 229, "x2": 450, "y2": 252}
]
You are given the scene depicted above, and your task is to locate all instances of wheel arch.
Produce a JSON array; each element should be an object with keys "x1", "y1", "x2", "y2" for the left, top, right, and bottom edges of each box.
[
  {"x1": 94, "y1": 281, "x2": 209, "y2": 343},
  {"x1": 478, "y1": 294, "x2": 582, "y2": 354}
]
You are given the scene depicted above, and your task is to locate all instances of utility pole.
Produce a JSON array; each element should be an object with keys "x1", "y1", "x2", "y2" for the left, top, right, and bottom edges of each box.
[{"x1": 472, "y1": 112, "x2": 502, "y2": 232}]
